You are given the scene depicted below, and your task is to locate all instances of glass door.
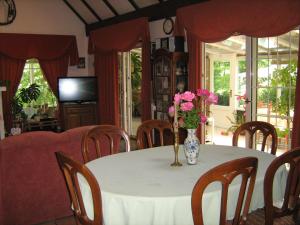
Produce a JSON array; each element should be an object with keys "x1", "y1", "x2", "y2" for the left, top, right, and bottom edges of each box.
[
  {"x1": 118, "y1": 48, "x2": 142, "y2": 136},
  {"x1": 255, "y1": 30, "x2": 299, "y2": 154},
  {"x1": 205, "y1": 36, "x2": 247, "y2": 145}
]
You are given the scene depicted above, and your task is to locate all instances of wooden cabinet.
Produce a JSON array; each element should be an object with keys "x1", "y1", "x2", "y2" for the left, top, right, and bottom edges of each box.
[
  {"x1": 152, "y1": 49, "x2": 188, "y2": 120},
  {"x1": 61, "y1": 103, "x2": 98, "y2": 130}
]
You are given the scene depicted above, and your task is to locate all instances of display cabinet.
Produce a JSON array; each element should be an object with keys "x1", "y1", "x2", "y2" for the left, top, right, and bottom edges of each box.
[{"x1": 152, "y1": 48, "x2": 188, "y2": 120}]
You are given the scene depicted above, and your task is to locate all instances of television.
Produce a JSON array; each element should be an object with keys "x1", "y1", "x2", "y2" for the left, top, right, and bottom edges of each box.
[{"x1": 58, "y1": 76, "x2": 98, "y2": 103}]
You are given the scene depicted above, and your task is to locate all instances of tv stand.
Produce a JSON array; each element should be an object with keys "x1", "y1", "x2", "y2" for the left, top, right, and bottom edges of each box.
[{"x1": 61, "y1": 103, "x2": 98, "y2": 130}]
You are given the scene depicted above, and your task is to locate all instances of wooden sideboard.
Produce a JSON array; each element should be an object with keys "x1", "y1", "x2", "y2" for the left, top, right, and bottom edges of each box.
[{"x1": 61, "y1": 103, "x2": 98, "y2": 130}]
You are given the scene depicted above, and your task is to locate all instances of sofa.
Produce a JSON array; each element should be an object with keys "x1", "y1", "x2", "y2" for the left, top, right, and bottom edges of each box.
[{"x1": 0, "y1": 126, "x2": 95, "y2": 225}]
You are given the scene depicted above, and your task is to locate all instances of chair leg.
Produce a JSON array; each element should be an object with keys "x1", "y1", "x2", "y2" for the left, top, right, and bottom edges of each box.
[{"x1": 292, "y1": 208, "x2": 300, "y2": 223}]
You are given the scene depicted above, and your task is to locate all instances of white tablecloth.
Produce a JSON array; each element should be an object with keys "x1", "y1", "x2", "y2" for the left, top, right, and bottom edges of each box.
[{"x1": 79, "y1": 145, "x2": 287, "y2": 225}]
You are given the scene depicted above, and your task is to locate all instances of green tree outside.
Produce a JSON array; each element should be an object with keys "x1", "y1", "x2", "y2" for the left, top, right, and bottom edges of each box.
[
  {"x1": 214, "y1": 61, "x2": 230, "y2": 106},
  {"x1": 16, "y1": 59, "x2": 57, "y2": 108}
]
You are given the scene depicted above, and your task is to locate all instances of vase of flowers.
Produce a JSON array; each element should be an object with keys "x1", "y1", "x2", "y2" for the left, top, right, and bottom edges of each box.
[{"x1": 169, "y1": 89, "x2": 218, "y2": 165}]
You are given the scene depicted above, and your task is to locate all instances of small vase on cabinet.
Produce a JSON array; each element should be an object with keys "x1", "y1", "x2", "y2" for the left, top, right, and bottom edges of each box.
[{"x1": 184, "y1": 129, "x2": 200, "y2": 165}]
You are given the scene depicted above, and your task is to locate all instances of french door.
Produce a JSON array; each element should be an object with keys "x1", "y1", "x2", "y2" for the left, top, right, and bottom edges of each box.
[
  {"x1": 204, "y1": 30, "x2": 299, "y2": 154},
  {"x1": 118, "y1": 48, "x2": 142, "y2": 136}
]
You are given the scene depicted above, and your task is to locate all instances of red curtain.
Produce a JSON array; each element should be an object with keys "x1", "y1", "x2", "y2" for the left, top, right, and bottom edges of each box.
[
  {"x1": 0, "y1": 33, "x2": 78, "y2": 64},
  {"x1": 176, "y1": 0, "x2": 300, "y2": 42},
  {"x1": 141, "y1": 29, "x2": 151, "y2": 121},
  {"x1": 39, "y1": 56, "x2": 69, "y2": 97},
  {"x1": 89, "y1": 18, "x2": 151, "y2": 126},
  {"x1": 94, "y1": 53, "x2": 119, "y2": 125},
  {"x1": 175, "y1": 0, "x2": 300, "y2": 146},
  {"x1": 0, "y1": 33, "x2": 79, "y2": 132},
  {"x1": 0, "y1": 56, "x2": 25, "y2": 131},
  {"x1": 186, "y1": 32, "x2": 203, "y2": 140}
]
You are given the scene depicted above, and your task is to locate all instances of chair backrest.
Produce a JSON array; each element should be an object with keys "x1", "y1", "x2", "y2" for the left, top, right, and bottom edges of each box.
[
  {"x1": 232, "y1": 121, "x2": 278, "y2": 155},
  {"x1": 136, "y1": 119, "x2": 173, "y2": 149},
  {"x1": 264, "y1": 147, "x2": 300, "y2": 225},
  {"x1": 81, "y1": 125, "x2": 130, "y2": 163},
  {"x1": 192, "y1": 157, "x2": 258, "y2": 225},
  {"x1": 56, "y1": 151, "x2": 103, "y2": 225}
]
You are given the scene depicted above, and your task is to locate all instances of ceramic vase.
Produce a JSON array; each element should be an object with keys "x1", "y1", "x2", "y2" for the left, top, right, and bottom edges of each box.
[{"x1": 184, "y1": 129, "x2": 200, "y2": 165}]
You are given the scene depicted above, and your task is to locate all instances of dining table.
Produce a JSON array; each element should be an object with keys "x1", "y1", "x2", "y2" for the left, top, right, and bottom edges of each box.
[{"x1": 78, "y1": 144, "x2": 287, "y2": 225}]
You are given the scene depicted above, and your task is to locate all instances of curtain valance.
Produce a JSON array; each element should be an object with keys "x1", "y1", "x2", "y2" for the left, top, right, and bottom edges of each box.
[
  {"x1": 176, "y1": 0, "x2": 300, "y2": 42},
  {"x1": 0, "y1": 33, "x2": 78, "y2": 65},
  {"x1": 88, "y1": 17, "x2": 149, "y2": 53}
]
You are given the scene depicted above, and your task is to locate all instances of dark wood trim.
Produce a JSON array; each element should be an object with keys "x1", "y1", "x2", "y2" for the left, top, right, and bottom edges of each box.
[
  {"x1": 87, "y1": 0, "x2": 207, "y2": 34},
  {"x1": 80, "y1": 0, "x2": 102, "y2": 21},
  {"x1": 103, "y1": 0, "x2": 119, "y2": 16},
  {"x1": 63, "y1": 0, "x2": 88, "y2": 26},
  {"x1": 128, "y1": 0, "x2": 139, "y2": 10}
]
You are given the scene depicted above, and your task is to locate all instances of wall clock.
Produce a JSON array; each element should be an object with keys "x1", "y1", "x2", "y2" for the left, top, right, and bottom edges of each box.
[
  {"x1": 163, "y1": 17, "x2": 174, "y2": 35},
  {"x1": 0, "y1": 0, "x2": 16, "y2": 25}
]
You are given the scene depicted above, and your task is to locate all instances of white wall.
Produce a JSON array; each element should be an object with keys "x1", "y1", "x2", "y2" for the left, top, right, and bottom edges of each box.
[{"x1": 0, "y1": 0, "x2": 89, "y2": 76}]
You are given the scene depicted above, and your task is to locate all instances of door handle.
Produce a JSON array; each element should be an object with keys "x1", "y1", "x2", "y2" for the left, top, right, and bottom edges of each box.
[
  {"x1": 229, "y1": 90, "x2": 232, "y2": 97},
  {"x1": 244, "y1": 98, "x2": 251, "y2": 104}
]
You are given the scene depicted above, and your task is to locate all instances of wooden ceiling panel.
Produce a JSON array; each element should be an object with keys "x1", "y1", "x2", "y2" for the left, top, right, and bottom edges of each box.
[
  {"x1": 66, "y1": 0, "x2": 98, "y2": 23},
  {"x1": 134, "y1": 0, "x2": 160, "y2": 8},
  {"x1": 63, "y1": 0, "x2": 208, "y2": 34},
  {"x1": 86, "y1": 0, "x2": 115, "y2": 20},
  {"x1": 108, "y1": 0, "x2": 135, "y2": 15}
]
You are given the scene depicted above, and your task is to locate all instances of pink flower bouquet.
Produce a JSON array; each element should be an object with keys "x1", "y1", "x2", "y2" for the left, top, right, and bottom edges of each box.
[{"x1": 169, "y1": 89, "x2": 218, "y2": 129}]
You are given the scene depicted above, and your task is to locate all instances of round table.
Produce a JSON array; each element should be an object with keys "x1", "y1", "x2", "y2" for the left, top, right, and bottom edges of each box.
[{"x1": 79, "y1": 145, "x2": 286, "y2": 225}]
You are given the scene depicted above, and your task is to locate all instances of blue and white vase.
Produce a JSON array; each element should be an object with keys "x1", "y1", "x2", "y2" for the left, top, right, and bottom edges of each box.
[{"x1": 184, "y1": 129, "x2": 200, "y2": 165}]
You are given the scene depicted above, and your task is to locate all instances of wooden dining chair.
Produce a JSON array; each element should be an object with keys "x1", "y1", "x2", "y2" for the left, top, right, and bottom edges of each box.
[
  {"x1": 192, "y1": 157, "x2": 258, "y2": 225},
  {"x1": 136, "y1": 119, "x2": 174, "y2": 149},
  {"x1": 264, "y1": 147, "x2": 300, "y2": 225},
  {"x1": 247, "y1": 147, "x2": 300, "y2": 225},
  {"x1": 81, "y1": 125, "x2": 130, "y2": 163},
  {"x1": 232, "y1": 121, "x2": 278, "y2": 155},
  {"x1": 56, "y1": 151, "x2": 103, "y2": 225}
]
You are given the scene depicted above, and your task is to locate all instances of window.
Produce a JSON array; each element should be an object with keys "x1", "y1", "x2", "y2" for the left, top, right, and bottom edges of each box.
[{"x1": 16, "y1": 59, "x2": 57, "y2": 119}]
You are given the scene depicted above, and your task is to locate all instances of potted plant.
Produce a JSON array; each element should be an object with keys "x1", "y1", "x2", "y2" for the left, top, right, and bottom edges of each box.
[{"x1": 12, "y1": 83, "x2": 41, "y2": 121}]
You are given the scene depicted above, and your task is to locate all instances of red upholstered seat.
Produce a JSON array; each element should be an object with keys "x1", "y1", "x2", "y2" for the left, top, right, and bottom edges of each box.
[{"x1": 0, "y1": 126, "x2": 93, "y2": 225}]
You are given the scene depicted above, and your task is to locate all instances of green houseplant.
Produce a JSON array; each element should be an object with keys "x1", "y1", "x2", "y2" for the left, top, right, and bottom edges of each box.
[{"x1": 12, "y1": 83, "x2": 41, "y2": 121}]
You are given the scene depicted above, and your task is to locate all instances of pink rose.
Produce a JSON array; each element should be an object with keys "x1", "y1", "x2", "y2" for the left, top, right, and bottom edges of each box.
[
  {"x1": 174, "y1": 93, "x2": 181, "y2": 104},
  {"x1": 206, "y1": 93, "x2": 218, "y2": 104},
  {"x1": 180, "y1": 102, "x2": 194, "y2": 111},
  {"x1": 197, "y1": 89, "x2": 210, "y2": 97},
  {"x1": 200, "y1": 115, "x2": 207, "y2": 124},
  {"x1": 181, "y1": 91, "x2": 195, "y2": 102},
  {"x1": 237, "y1": 95, "x2": 242, "y2": 100},
  {"x1": 178, "y1": 117, "x2": 185, "y2": 127},
  {"x1": 168, "y1": 106, "x2": 175, "y2": 117}
]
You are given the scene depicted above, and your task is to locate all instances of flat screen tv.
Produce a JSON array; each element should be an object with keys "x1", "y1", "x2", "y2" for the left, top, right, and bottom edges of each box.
[{"x1": 58, "y1": 76, "x2": 98, "y2": 103}]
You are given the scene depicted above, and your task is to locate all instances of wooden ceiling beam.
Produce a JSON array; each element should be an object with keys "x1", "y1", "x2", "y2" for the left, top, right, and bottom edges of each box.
[
  {"x1": 86, "y1": 0, "x2": 207, "y2": 34},
  {"x1": 103, "y1": 0, "x2": 119, "y2": 16},
  {"x1": 80, "y1": 0, "x2": 102, "y2": 21},
  {"x1": 63, "y1": 0, "x2": 88, "y2": 26},
  {"x1": 128, "y1": 0, "x2": 139, "y2": 10}
]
